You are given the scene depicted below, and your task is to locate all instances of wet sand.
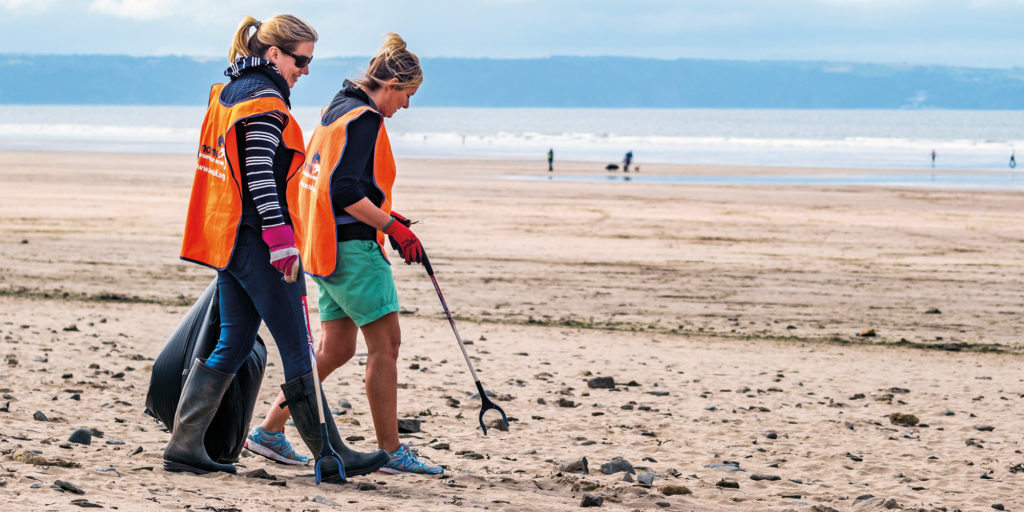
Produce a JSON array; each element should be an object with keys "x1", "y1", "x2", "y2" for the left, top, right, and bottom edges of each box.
[{"x1": 1, "y1": 150, "x2": 1024, "y2": 510}]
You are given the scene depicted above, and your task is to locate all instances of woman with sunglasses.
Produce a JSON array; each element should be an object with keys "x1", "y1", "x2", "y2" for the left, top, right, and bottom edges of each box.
[
  {"x1": 247, "y1": 33, "x2": 443, "y2": 476},
  {"x1": 168, "y1": 14, "x2": 388, "y2": 482}
]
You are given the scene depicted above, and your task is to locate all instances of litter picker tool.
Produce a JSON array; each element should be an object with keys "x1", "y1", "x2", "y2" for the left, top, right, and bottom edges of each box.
[
  {"x1": 300, "y1": 296, "x2": 345, "y2": 483},
  {"x1": 421, "y1": 251, "x2": 509, "y2": 435}
]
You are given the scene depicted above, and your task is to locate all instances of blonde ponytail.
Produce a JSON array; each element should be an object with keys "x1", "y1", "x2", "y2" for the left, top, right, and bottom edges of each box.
[
  {"x1": 227, "y1": 14, "x2": 318, "y2": 63},
  {"x1": 357, "y1": 33, "x2": 423, "y2": 91}
]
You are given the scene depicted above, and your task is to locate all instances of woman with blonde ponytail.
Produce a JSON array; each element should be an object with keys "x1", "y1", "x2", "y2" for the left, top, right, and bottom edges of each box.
[
  {"x1": 251, "y1": 33, "x2": 443, "y2": 476},
  {"x1": 169, "y1": 14, "x2": 388, "y2": 482}
]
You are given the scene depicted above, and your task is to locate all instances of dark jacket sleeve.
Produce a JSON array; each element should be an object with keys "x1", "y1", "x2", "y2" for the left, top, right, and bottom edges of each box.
[{"x1": 330, "y1": 113, "x2": 380, "y2": 210}]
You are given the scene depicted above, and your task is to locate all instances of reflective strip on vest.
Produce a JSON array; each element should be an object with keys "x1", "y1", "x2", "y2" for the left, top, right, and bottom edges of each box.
[
  {"x1": 288, "y1": 105, "x2": 397, "y2": 278},
  {"x1": 180, "y1": 83, "x2": 305, "y2": 270}
]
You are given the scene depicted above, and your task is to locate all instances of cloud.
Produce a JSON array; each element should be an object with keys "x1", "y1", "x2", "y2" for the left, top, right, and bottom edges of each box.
[{"x1": 88, "y1": 0, "x2": 181, "y2": 21}]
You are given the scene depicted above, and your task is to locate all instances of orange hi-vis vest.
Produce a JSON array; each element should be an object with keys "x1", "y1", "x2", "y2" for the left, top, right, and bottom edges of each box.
[
  {"x1": 180, "y1": 83, "x2": 305, "y2": 270},
  {"x1": 288, "y1": 105, "x2": 397, "y2": 278}
]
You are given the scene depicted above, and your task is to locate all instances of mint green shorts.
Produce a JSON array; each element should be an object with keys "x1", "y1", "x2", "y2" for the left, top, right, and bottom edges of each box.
[{"x1": 314, "y1": 240, "x2": 400, "y2": 326}]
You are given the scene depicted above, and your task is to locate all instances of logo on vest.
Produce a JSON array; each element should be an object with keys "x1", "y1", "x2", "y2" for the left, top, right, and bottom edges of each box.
[
  {"x1": 299, "y1": 152, "x2": 321, "y2": 193},
  {"x1": 197, "y1": 133, "x2": 228, "y2": 181}
]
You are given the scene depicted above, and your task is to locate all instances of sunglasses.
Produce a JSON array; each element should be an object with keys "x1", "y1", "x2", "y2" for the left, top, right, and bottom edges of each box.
[{"x1": 279, "y1": 47, "x2": 313, "y2": 68}]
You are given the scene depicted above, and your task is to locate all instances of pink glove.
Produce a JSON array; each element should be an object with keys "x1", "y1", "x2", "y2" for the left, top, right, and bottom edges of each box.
[{"x1": 262, "y1": 225, "x2": 300, "y2": 282}]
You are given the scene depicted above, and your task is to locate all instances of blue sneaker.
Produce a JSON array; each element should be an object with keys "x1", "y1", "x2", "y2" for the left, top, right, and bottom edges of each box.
[
  {"x1": 379, "y1": 443, "x2": 443, "y2": 475},
  {"x1": 244, "y1": 426, "x2": 309, "y2": 465}
]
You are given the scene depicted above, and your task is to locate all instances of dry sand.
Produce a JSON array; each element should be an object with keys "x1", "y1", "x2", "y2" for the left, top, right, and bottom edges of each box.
[{"x1": 1, "y1": 150, "x2": 1024, "y2": 511}]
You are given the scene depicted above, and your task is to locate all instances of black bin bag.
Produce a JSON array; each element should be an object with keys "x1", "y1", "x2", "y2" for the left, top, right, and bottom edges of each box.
[{"x1": 145, "y1": 279, "x2": 267, "y2": 463}]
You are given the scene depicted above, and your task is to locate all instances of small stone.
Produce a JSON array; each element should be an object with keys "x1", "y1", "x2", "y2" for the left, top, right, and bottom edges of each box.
[
  {"x1": 560, "y1": 456, "x2": 589, "y2": 474},
  {"x1": 54, "y1": 479, "x2": 85, "y2": 494},
  {"x1": 637, "y1": 473, "x2": 655, "y2": 487},
  {"x1": 457, "y1": 450, "x2": 484, "y2": 460},
  {"x1": 397, "y1": 418, "x2": 421, "y2": 433},
  {"x1": 486, "y1": 418, "x2": 509, "y2": 432},
  {"x1": 430, "y1": 441, "x2": 450, "y2": 450},
  {"x1": 557, "y1": 398, "x2": 577, "y2": 408},
  {"x1": 63, "y1": 324, "x2": 79, "y2": 332},
  {"x1": 883, "y1": 499, "x2": 900, "y2": 509},
  {"x1": 244, "y1": 468, "x2": 277, "y2": 480},
  {"x1": 337, "y1": 399, "x2": 352, "y2": 409},
  {"x1": 716, "y1": 478, "x2": 739, "y2": 489},
  {"x1": 0, "y1": 401, "x2": 8, "y2": 413},
  {"x1": 69, "y1": 499, "x2": 102, "y2": 508},
  {"x1": 599, "y1": 457, "x2": 635, "y2": 475},
  {"x1": 621, "y1": 473, "x2": 634, "y2": 482},
  {"x1": 888, "y1": 413, "x2": 919, "y2": 426},
  {"x1": 925, "y1": 308, "x2": 942, "y2": 314},
  {"x1": 356, "y1": 481, "x2": 377, "y2": 491},
  {"x1": 659, "y1": 484, "x2": 692, "y2": 496},
  {"x1": 992, "y1": 505, "x2": 1005, "y2": 511},
  {"x1": 587, "y1": 377, "x2": 615, "y2": 389},
  {"x1": 857, "y1": 328, "x2": 876, "y2": 337},
  {"x1": 655, "y1": 502, "x2": 670, "y2": 508},
  {"x1": 975, "y1": 425, "x2": 995, "y2": 432},
  {"x1": 33, "y1": 411, "x2": 48, "y2": 422},
  {"x1": 580, "y1": 493, "x2": 604, "y2": 507},
  {"x1": 944, "y1": 409, "x2": 955, "y2": 416},
  {"x1": 68, "y1": 429, "x2": 92, "y2": 445},
  {"x1": 765, "y1": 431, "x2": 778, "y2": 440},
  {"x1": 750, "y1": 474, "x2": 781, "y2": 481},
  {"x1": 536, "y1": 398, "x2": 547, "y2": 405}
]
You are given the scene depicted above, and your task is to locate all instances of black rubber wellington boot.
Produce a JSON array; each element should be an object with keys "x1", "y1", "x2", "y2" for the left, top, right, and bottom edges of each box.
[
  {"x1": 281, "y1": 372, "x2": 389, "y2": 481},
  {"x1": 163, "y1": 359, "x2": 237, "y2": 474}
]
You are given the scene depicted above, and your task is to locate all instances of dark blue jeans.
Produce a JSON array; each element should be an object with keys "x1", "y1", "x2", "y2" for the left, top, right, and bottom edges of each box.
[{"x1": 205, "y1": 226, "x2": 312, "y2": 381}]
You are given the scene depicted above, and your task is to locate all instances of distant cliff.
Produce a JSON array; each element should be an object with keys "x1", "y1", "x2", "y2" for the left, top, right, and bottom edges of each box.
[{"x1": 2, "y1": 54, "x2": 1022, "y2": 109}]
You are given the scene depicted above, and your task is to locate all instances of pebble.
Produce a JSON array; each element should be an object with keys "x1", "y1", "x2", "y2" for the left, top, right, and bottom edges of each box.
[
  {"x1": 70, "y1": 499, "x2": 102, "y2": 508},
  {"x1": 716, "y1": 478, "x2": 740, "y2": 489},
  {"x1": 637, "y1": 473, "x2": 655, "y2": 487},
  {"x1": 587, "y1": 377, "x2": 615, "y2": 389},
  {"x1": 457, "y1": 450, "x2": 485, "y2": 460},
  {"x1": 486, "y1": 418, "x2": 509, "y2": 432},
  {"x1": 599, "y1": 457, "x2": 635, "y2": 475},
  {"x1": 560, "y1": 456, "x2": 589, "y2": 474},
  {"x1": 888, "y1": 413, "x2": 919, "y2": 426},
  {"x1": 580, "y1": 493, "x2": 604, "y2": 507},
  {"x1": 54, "y1": 479, "x2": 84, "y2": 494},
  {"x1": 356, "y1": 482, "x2": 377, "y2": 491},
  {"x1": 659, "y1": 484, "x2": 692, "y2": 496},
  {"x1": 337, "y1": 399, "x2": 352, "y2": 409},
  {"x1": 95, "y1": 467, "x2": 117, "y2": 473},
  {"x1": 0, "y1": 401, "x2": 8, "y2": 413},
  {"x1": 68, "y1": 428, "x2": 92, "y2": 445},
  {"x1": 621, "y1": 473, "x2": 633, "y2": 483},
  {"x1": 750, "y1": 474, "x2": 781, "y2": 481},
  {"x1": 430, "y1": 441, "x2": 450, "y2": 450},
  {"x1": 244, "y1": 468, "x2": 276, "y2": 480},
  {"x1": 765, "y1": 431, "x2": 778, "y2": 440},
  {"x1": 704, "y1": 463, "x2": 744, "y2": 471},
  {"x1": 557, "y1": 398, "x2": 577, "y2": 408},
  {"x1": 992, "y1": 505, "x2": 1005, "y2": 511},
  {"x1": 397, "y1": 418, "x2": 422, "y2": 433},
  {"x1": 33, "y1": 410, "x2": 48, "y2": 422},
  {"x1": 975, "y1": 425, "x2": 995, "y2": 432}
]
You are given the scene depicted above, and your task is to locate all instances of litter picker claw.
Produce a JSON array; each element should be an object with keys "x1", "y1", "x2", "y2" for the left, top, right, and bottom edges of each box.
[{"x1": 422, "y1": 252, "x2": 509, "y2": 435}]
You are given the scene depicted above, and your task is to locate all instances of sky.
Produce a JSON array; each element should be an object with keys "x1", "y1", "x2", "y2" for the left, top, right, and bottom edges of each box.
[{"x1": 1, "y1": 0, "x2": 1023, "y2": 68}]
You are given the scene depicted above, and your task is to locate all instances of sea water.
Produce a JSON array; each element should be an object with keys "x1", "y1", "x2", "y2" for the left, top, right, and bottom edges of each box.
[{"x1": 1, "y1": 105, "x2": 1022, "y2": 173}]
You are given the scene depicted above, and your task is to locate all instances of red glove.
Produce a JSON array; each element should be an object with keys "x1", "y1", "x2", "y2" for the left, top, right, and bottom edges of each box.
[
  {"x1": 390, "y1": 211, "x2": 412, "y2": 227},
  {"x1": 262, "y1": 225, "x2": 300, "y2": 282},
  {"x1": 383, "y1": 217, "x2": 422, "y2": 264}
]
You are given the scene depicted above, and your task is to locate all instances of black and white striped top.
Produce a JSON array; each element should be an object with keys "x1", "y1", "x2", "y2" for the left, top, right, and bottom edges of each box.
[{"x1": 241, "y1": 86, "x2": 287, "y2": 229}]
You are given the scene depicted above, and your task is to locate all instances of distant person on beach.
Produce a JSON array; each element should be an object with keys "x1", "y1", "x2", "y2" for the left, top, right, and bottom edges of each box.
[
  {"x1": 169, "y1": 15, "x2": 387, "y2": 482},
  {"x1": 623, "y1": 150, "x2": 633, "y2": 172},
  {"x1": 1010, "y1": 151, "x2": 1016, "y2": 169},
  {"x1": 253, "y1": 33, "x2": 443, "y2": 476},
  {"x1": 547, "y1": 148, "x2": 554, "y2": 172},
  {"x1": 931, "y1": 149, "x2": 936, "y2": 168}
]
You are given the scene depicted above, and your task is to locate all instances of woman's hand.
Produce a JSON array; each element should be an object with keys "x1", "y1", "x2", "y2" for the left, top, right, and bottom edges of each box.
[{"x1": 262, "y1": 225, "x2": 301, "y2": 282}]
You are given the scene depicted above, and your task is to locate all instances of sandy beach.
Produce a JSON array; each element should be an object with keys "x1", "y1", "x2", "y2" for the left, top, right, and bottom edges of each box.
[{"x1": 2, "y1": 149, "x2": 1024, "y2": 511}]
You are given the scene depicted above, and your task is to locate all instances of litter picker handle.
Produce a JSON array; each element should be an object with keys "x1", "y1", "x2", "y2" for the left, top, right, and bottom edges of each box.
[{"x1": 422, "y1": 252, "x2": 434, "y2": 276}]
